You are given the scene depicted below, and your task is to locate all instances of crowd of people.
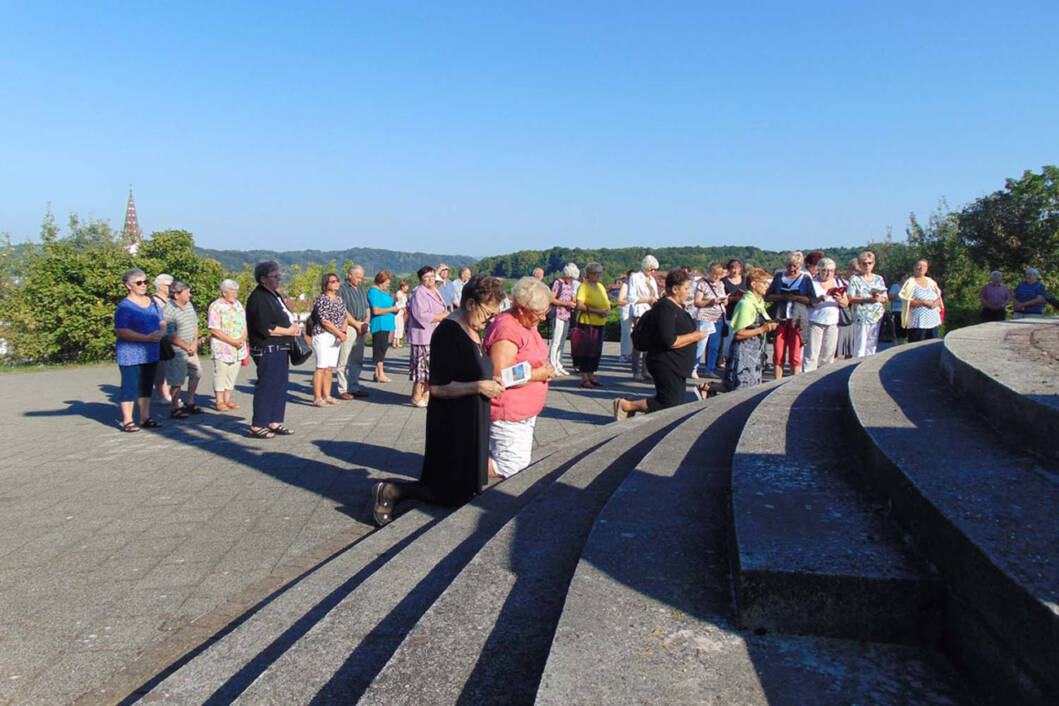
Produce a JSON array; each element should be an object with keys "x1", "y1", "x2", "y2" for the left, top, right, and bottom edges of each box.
[{"x1": 112, "y1": 254, "x2": 1052, "y2": 525}]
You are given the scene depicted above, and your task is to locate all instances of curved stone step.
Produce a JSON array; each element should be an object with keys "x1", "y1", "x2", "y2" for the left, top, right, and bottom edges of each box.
[
  {"x1": 849, "y1": 339, "x2": 1059, "y2": 704},
  {"x1": 136, "y1": 421, "x2": 632, "y2": 703},
  {"x1": 940, "y1": 319, "x2": 1059, "y2": 463},
  {"x1": 732, "y1": 360, "x2": 942, "y2": 643},
  {"x1": 354, "y1": 402, "x2": 705, "y2": 705},
  {"x1": 536, "y1": 377, "x2": 969, "y2": 704}
]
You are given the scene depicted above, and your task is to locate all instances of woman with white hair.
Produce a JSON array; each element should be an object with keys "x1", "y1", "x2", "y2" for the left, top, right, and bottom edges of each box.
[
  {"x1": 803, "y1": 258, "x2": 848, "y2": 372},
  {"x1": 484, "y1": 277, "x2": 555, "y2": 478},
  {"x1": 764, "y1": 251, "x2": 813, "y2": 378},
  {"x1": 1012, "y1": 268, "x2": 1048, "y2": 318},
  {"x1": 207, "y1": 278, "x2": 248, "y2": 411},
  {"x1": 548, "y1": 263, "x2": 580, "y2": 375},
  {"x1": 978, "y1": 271, "x2": 1011, "y2": 322},
  {"x1": 628, "y1": 254, "x2": 660, "y2": 380},
  {"x1": 847, "y1": 250, "x2": 888, "y2": 357}
]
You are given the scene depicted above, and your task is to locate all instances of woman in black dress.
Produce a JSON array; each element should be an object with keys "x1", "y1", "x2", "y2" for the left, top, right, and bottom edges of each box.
[
  {"x1": 371, "y1": 275, "x2": 507, "y2": 525},
  {"x1": 612, "y1": 269, "x2": 709, "y2": 420}
]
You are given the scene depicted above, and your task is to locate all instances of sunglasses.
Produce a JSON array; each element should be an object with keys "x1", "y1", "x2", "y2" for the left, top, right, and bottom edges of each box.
[{"x1": 132, "y1": 280, "x2": 147, "y2": 286}]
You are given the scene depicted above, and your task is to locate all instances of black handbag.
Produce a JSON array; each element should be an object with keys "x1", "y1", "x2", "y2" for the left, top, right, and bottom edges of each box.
[
  {"x1": 290, "y1": 334, "x2": 313, "y2": 366},
  {"x1": 837, "y1": 305, "x2": 853, "y2": 327}
]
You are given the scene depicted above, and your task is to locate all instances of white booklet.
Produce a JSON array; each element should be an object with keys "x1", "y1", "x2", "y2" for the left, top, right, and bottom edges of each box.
[{"x1": 499, "y1": 361, "x2": 532, "y2": 388}]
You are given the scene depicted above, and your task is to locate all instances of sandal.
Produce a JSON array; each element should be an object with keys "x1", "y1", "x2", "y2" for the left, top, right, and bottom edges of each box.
[
  {"x1": 372, "y1": 482, "x2": 393, "y2": 526},
  {"x1": 269, "y1": 425, "x2": 294, "y2": 435},
  {"x1": 170, "y1": 407, "x2": 189, "y2": 419},
  {"x1": 226, "y1": 401, "x2": 241, "y2": 410},
  {"x1": 248, "y1": 427, "x2": 275, "y2": 439},
  {"x1": 186, "y1": 404, "x2": 205, "y2": 415},
  {"x1": 141, "y1": 418, "x2": 163, "y2": 428},
  {"x1": 120, "y1": 421, "x2": 140, "y2": 432},
  {"x1": 325, "y1": 397, "x2": 340, "y2": 405},
  {"x1": 613, "y1": 398, "x2": 628, "y2": 422},
  {"x1": 313, "y1": 399, "x2": 328, "y2": 407},
  {"x1": 694, "y1": 382, "x2": 710, "y2": 401}
]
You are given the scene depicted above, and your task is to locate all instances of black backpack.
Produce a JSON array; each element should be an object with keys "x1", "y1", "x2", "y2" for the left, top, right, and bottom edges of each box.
[{"x1": 631, "y1": 302, "x2": 661, "y2": 352}]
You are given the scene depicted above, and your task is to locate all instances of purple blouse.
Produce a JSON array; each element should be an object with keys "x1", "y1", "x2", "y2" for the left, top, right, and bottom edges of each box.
[{"x1": 407, "y1": 285, "x2": 448, "y2": 346}]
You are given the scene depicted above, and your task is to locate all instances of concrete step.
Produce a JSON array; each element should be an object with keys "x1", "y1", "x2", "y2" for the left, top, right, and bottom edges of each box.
[
  {"x1": 849, "y1": 339, "x2": 1059, "y2": 705},
  {"x1": 137, "y1": 421, "x2": 631, "y2": 703},
  {"x1": 357, "y1": 403, "x2": 705, "y2": 704},
  {"x1": 939, "y1": 319, "x2": 1059, "y2": 463},
  {"x1": 536, "y1": 378, "x2": 970, "y2": 704},
  {"x1": 731, "y1": 360, "x2": 942, "y2": 643}
]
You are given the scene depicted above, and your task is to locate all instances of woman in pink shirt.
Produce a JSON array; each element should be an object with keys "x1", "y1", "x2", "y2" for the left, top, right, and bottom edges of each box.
[
  {"x1": 407, "y1": 265, "x2": 450, "y2": 407},
  {"x1": 484, "y1": 277, "x2": 555, "y2": 477}
]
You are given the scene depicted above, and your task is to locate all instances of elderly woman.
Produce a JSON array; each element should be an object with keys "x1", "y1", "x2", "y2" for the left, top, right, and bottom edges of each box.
[
  {"x1": 835, "y1": 258, "x2": 861, "y2": 359},
  {"x1": 804, "y1": 258, "x2": 849, "y2": 372},
  {"x1": 617, "y1": 270, "x2": 634, "y2": 362},
  {"x1": 548, "y1": 263, "x2": 580, "y2": 376},
  {"x1": 394, "y1": 280, "x2": 409, "y2": 347},
  {"x1": 572, "y1": 262, "x2": 612, "y2": 388},
  {"x1": 723, "y1": 268, "x2": 781, "y2": 391},
  {"x1": 113, "y1": 268, "x2": 166, "y2": 431},
  {"x1": 693, "y1": 262, "x2": 727, "y2": 378},
  {"x1": 978, "y1": 271, "x2": 1011, "y2": 322},
  {"x1": 371, "y1": 276, "x2": 507, "y2": 525},
  {"x1": 366, "y1": 270, "x2": 399, "y2": 383},
  {"x1": 628, "y1": 255, "x2": 660, "y2": 380},
  {"x1": 848, "y1": 251, "x2": 888, "y2": 357},
  {"x1": 765, "y1": 251, "x2": 813, "y2": 379},
  {"x1": 207, "y1": 278, "x2": 248, "y2": 411},
  {"x1": 407, "y1": 265, "x2": 450, "y2": 406},
  {"x1": 613, "y1": 269, "x2": 709, "y2": 419},
  {"x1": 899, "y1": 259, "x2": 944, "y2": 341},
  {"x1": 484, "y1": 277, "x2": 555, "y2": 478},
  {"x1": 245, "y1": 260, "x2": 302, "y2": 438},
  {"x1": 310, "y1": 272, "x2": 348, "y2": 406},
  {"x1": 151, "y1": 274, "x2": 174, "y2": 403},
  {"x1": 721, "y1": 259, "x2": 747, "y2": 361},
  {"x1": 1013, "y1": 268, "x2": 1048, "y2": 318}
]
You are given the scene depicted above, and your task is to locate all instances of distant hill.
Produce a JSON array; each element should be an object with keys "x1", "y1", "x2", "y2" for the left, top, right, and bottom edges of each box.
[{"x1": 194, "y1": 246, "x2": 476, "y2": 276}]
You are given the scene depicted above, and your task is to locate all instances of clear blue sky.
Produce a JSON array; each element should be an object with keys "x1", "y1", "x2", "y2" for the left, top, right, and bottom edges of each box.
[{"x1": 2, "y1": 1, "x2": 1056, "y2": 257}]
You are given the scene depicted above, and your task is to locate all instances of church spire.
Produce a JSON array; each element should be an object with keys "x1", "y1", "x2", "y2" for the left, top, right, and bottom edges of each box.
[{"x1": 121, "y1": 186, "x2": 142, "y2": 253}]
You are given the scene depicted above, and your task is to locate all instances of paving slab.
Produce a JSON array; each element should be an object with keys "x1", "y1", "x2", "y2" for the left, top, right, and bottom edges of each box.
[
  {"x1": 732, "y1": 360, "x2": 942, "y2": 643},
  {"x1": 940, "y1": 318, "x2": 1059, "y2": 462},
  {"x1": 849, "y1": 339, "x2": 1059, "y2": 704}
]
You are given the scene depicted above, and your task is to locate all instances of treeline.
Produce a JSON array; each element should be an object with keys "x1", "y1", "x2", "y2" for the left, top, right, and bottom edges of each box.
[
  {"x1": 195, "y1": 246, "x2": 475, "y2": 277},
  {"x1": 475, "y1": 245, "x2": 899, "y2": 284}
]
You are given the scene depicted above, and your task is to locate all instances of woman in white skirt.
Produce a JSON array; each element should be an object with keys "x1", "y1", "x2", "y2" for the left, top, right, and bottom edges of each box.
[
  {"x1": 484, "y1": 277, "x2": 555, "y2": 478},
  {"x1": 310, "y1": 273, "x2": 348, "y2": 406}
]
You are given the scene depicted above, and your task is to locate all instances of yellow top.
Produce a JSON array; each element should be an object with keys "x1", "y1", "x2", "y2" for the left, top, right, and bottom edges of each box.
[{"x1": 575, "y1": 281, "x2": 612, "y2": 326}]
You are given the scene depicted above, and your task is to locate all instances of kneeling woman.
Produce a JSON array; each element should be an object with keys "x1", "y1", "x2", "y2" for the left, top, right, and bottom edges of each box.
[
  {"x1": 613, "y1": 269, "x2": 708, "y2": 419},
  {"x1": 371, "y1": 276, "x2": 507, "y2": 525},
  {"x1": 485, "y1": 277, "x2": 555, "y2": 478},
  {"x1": 723, "y1": 267, "x2": 780, "y2": 390}
]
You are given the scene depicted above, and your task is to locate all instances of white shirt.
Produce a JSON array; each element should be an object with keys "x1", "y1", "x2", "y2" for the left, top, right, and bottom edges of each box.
[
  {"x1": 809, "y1": 279, "x2": 842, "y2": 326},
  {"x1": 628, "y1": 271, "x2": 658, "y2": 317}
]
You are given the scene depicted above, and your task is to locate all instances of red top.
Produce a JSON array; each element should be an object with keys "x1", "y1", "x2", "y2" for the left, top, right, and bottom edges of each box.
[{"x1": 484, "y1": 312, "x2": 550, "y2": 422}]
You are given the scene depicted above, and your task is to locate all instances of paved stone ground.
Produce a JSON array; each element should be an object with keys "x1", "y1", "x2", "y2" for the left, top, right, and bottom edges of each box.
[{"x1": 0, "y1": 341, "x2": 680, "y2": 703}]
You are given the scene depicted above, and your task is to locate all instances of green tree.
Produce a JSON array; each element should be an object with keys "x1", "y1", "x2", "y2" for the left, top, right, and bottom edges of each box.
[{"x1": 957, "y1": 166, "x2": 1059, "y2": 276}]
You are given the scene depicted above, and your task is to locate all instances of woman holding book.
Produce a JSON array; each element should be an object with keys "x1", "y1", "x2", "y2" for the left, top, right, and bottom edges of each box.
[
  {"x1": 484, "y1": 277, "x2": 555, "y2": 478},
  {"x1": 804, "y1": 258, "x2": 849, "y2": 372},
  {"x1": 848, "y1": 250, "x2": 888, "y2": 357},
  {"x1": 723, "y1": 268, "x2": 780, "y2": 391},
  {"x1": 370, "y1": 276, "x2": 506, "y2": 526}
]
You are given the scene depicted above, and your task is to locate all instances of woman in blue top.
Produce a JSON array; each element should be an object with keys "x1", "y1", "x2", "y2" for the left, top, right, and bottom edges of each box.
[
  {"x1": 367, "y1": 270, "x2": 400, "y2": 382},
  {"x1": 1013, "y1": 268, "x2": 1048, "y2": 318},
  {"x1": 113, "y1": 268, "x2": 166, "y2": 431}
]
